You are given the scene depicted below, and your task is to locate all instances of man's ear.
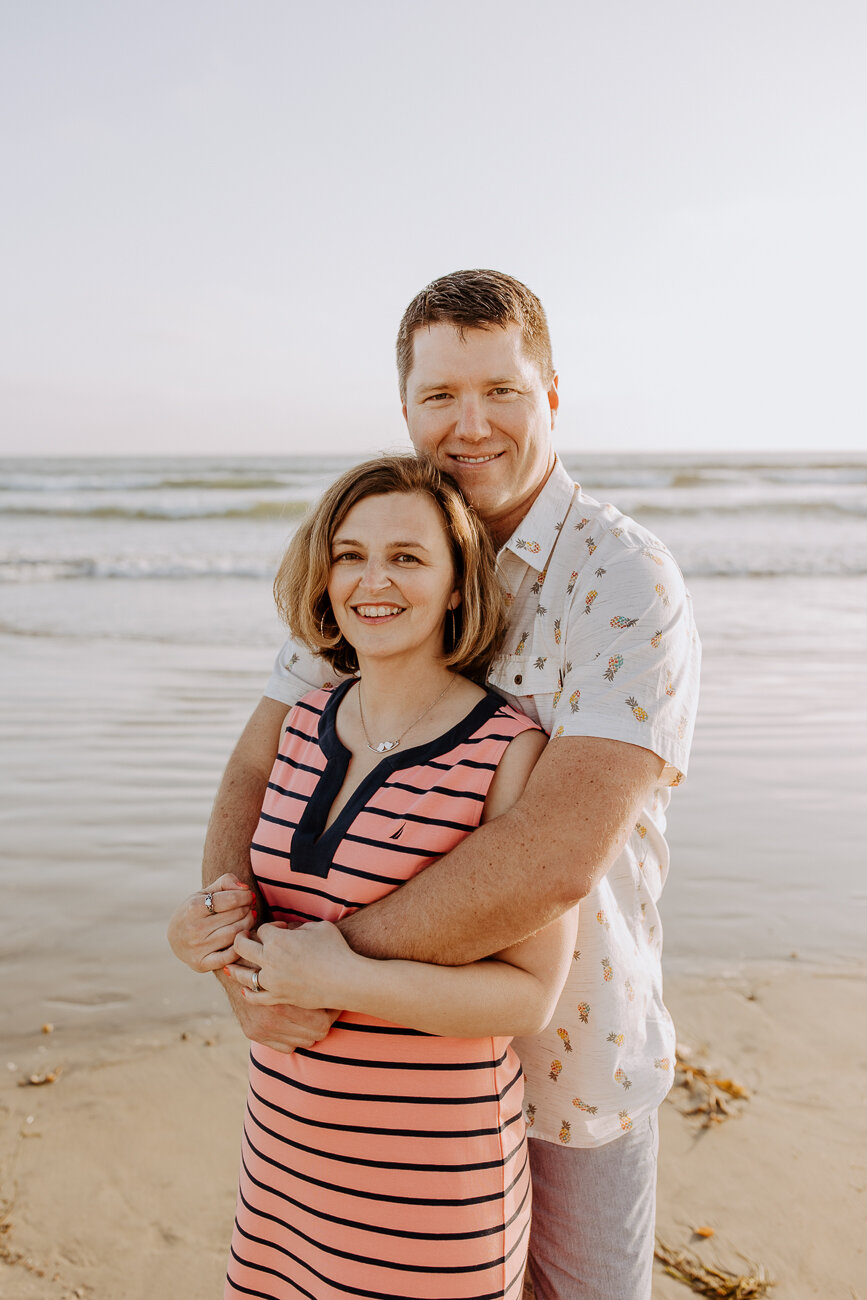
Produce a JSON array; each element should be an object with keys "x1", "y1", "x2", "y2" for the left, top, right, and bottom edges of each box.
[{"x1": 548, "y1": 373, "x2": 560, "y2": 425}]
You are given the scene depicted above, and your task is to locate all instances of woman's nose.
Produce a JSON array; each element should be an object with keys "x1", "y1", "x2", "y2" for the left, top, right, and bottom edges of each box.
[{"x1": 358, "y1": 558, "x2": 390, "y2": 591}]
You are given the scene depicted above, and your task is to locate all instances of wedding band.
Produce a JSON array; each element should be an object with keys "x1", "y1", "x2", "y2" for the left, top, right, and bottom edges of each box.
[
  {"x1": 251, "y1": 970, "x2": 261, "y2": 993},
  {"x1": 204, "y1": 892, "x2": 216, "y2": 915}
]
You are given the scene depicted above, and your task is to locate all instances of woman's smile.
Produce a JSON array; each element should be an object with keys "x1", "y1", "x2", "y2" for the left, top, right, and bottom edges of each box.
[{"x1": 351, "y1": 603, "x2": 406, "y2": 622}]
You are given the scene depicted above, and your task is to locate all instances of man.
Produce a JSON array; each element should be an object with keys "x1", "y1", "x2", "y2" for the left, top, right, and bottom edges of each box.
[{"x1": 169, "y1": 269, "x2": 700, "y2": 1299}]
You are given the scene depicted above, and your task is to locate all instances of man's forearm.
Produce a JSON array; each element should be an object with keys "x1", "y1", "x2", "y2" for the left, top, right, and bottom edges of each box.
[
  {"x1": 339, "y1": 736, "x2": 664, "y2": 965},
  {"x1": 339, "y1": 806, "x2": 569, "y2": 964},
  {"x1": 201, "y1": 696, "x2": 288, "y2": 889},
  {"x1": 201, "y1": 764, "x2": 266, "y2": 889}
]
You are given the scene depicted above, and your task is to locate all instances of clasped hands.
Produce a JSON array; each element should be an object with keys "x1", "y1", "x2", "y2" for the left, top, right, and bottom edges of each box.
[{"x1": 167, "y1": 875, "x2": 344, "y2": 1053}]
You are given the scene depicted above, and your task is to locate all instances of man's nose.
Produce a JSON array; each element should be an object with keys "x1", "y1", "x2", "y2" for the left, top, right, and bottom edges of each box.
[{"x1": 454, "y1": 397, "x2": 491, "y2": 442}]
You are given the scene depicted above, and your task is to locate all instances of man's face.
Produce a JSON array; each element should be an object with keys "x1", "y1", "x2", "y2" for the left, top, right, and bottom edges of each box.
[{"x1": 402, "y1": 322, "x2": 559, "y2": 544}]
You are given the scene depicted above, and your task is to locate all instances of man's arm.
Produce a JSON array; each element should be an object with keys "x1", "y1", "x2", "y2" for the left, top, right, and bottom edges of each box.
[
  {"x1": 167, "y1": 694, "x2": 336, "y2": 1051},
  {"x1": 339, "y1": 734, "x2": 664, "y2": 965},
  {"x1": 201, "y1": 695, "x2": 289, "y2": 890},
  {"x1": 167, "y1": 696, "x2": 286, "y2": 970}
]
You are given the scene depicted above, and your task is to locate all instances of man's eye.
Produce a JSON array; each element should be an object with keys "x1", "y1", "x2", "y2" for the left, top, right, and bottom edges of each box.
[
  {"x1": 425, "y1": 392, "x2": 451, "y2": 402},
  {"x1": 492, "y1": 387, "x2": 515, "y2": 396}
]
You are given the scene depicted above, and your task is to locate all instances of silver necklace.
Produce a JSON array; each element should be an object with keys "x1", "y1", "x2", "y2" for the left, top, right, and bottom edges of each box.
[{"x1": 357, "y1": 676, "x2": 457, "y2": 754}]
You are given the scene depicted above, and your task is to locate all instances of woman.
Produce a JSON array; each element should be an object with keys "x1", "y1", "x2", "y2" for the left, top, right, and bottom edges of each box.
[{"x1": 179, "y1": 456, "x2": 577, "y2": 1300}]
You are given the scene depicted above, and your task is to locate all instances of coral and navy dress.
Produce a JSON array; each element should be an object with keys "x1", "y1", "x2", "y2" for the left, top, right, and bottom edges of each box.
[{"x1": 225, "y1": 680, "x2": 539, "y2": 1300}]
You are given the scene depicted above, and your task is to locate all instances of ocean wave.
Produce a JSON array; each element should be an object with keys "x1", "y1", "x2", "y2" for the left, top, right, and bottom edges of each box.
[
  {"x1": 3, "y1": 553, "x2": 865, "y2": 583},
  {"x1": 620, "y1": 499, "x2": 867, "y2": 519},
  {"x1": 0, "y1": 500, "x2": 311, "y2": 522},
  {"x1": 683, "y1": 560, "x2": 867, "y2": 578},
  {"x1": 4, "y1": 495, "x2": 866, "y2": 523},
  {"x1": 0, "y1": 556, "x2": 275, "y2": 583}
]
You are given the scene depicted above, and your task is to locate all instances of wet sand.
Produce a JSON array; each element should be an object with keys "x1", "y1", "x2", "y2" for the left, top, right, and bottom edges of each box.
[
  {"x1": 2, "y1": 965, "x2": 865, "y2": 1298},
  {"x1": 1, "y1": 566, "x2": 866, "y2": 1297}
]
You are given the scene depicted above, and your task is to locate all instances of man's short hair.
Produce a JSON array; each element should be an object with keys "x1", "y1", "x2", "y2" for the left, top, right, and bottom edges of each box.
[{"x1": 396, "y1": 269, "x2": 555, "y2": 402}]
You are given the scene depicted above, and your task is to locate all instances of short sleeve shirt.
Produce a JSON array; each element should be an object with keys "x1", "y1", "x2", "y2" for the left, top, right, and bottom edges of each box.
[{"x1": 264, "y1": 458, "x2": 701, "y2": 1147}]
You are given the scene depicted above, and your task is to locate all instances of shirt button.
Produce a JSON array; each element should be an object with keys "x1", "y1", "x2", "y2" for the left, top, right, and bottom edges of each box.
[{"x1": 514, "y1": 674, "x2": 523, "y2": 685}]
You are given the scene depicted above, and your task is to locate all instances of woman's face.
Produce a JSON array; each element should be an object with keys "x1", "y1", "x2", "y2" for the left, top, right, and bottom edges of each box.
[{"x1": 327, "y1": 491, "x2": 460, "y2": 669}]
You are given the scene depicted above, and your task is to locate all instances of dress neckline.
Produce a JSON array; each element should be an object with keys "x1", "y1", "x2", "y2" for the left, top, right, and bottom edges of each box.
[{"x1": 289, "y1": 679, "x2": 505, "y2": 878}]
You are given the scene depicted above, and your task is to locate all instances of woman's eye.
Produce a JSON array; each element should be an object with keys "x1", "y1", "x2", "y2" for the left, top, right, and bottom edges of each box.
[
  {"x1": 332, "y1": 552, "x2": 360, "y2": 563},
  {"x1": 395, "y1": 554, "x2": 420, "y2": 564},
  {"x1": 492, "y1": 387, "x2": 515, "y2": 396}
]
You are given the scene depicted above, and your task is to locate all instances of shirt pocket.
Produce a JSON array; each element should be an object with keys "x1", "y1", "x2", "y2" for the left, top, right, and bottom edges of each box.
[{"x1": 488, "y1": 653, "x2": 563, "y2": 727}]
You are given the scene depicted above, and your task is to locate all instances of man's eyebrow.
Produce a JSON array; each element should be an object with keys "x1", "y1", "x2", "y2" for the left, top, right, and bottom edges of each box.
[{"x1": 414, "y1": 376, "x2": 521, "y2": 394}]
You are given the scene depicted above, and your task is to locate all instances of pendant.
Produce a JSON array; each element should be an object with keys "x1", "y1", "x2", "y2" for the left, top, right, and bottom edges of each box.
[{"x1": 375, "y1": 739, "x2": 399, "y2": 753}]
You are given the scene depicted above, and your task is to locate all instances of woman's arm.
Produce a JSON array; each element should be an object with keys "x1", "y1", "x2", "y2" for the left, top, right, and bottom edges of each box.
[
  {"x1": 234, "y1": 908, "x2": 577, "y2": 1038},
  {"x1": 230, "y1": 727, "x2": 579, "y2": 1038}
]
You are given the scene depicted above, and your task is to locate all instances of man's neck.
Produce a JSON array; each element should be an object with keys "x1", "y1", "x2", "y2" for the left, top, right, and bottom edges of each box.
[{"x1": 487, "y1": 459, "x2": 556, "y2": 551}]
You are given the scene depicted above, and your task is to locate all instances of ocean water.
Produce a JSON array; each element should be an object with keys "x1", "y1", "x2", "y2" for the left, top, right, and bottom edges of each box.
[{"x1": 1, "y1": 453, "x2": 866, "y2": 1037}]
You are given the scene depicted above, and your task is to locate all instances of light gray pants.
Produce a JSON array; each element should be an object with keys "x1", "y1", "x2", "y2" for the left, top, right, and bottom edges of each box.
[{"x1": 526, "y1": 1110, "x2": 659, "y2": 1300}]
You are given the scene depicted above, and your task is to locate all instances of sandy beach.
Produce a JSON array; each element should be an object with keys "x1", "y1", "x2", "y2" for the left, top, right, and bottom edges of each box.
[{"x1": 3, "y1": 964, "x2": 865, "y2": 1299}]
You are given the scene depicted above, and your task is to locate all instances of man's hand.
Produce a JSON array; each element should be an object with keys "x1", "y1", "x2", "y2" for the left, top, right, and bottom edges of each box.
[
  {"x1": 167, "y1": 874, "x2": 256, "y2": 972},
  {"x1": 221, "y1": 972, "x2": 338, "y2": 1053}
]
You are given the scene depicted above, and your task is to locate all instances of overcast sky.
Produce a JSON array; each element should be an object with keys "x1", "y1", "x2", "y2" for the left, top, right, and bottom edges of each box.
[{"x1": 2, "y1": 1, "x2": 865, "y2": 457}]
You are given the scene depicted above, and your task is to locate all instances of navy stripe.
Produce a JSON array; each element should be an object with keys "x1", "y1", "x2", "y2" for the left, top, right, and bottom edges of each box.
[
  {"x1": 355, "y1": 804, "x2": 476, "y2": 833},
  {"x1": 269, "y1": 906, "x2": 320, "y2": 923},
  {"x1": 249, "y1": 840, "x2": 292, "y2": 862},
  {"x1": 383, "y1": 778, "x2": 486, "y2": 802},
  {"x1": 258, "y1": 810, "x2": 301, "y2": 831},
  {"x1": 340, "y1": 831, "x2": 446, "y2": 858},
  {"x1": 245, "y1": 1105, "x2": 524, "y2": 1178},
  {"x1": 250, "y1": 1051, "x2": 523, "y2": 1109},
  {"x1": 248, "y1": 1077, "x2": 522, "y2": 1140},
  {"x1": 291, "y1": 1044, "x2": 511, "y2": 1073},
  {"x1": 326, "y1": 860, "x2": 418, "y2": 887},
  {"x1": 336, "y1": 1019, "x2": 432, "y2": 1038},
  {"x1": 226, "y1": 1242, "x2": 528, "y2": 1300},
  {"x1": 229, "y1": 1213, "x2": 525, "y2": 1298},
  {"x1": 269, "y1": 760, "x2": 322, "y2": 784},
  {"x1": 282, "y1": 721, "x2": 321, "y2": 743},
  {"x1": 237, "y1": 1151, "x2": 529, "y2": 1244},
  {"x1": 256, "y1": 879, "x2": 362, "y2": 910},
  {"x1": 242, "y1": 1122, "x2": 529, "y2": 1207},
  {"x1": 424, "y1": 758, "x2": 499, "y2": 773},
  {"x1": 290, "y1": 697, "x2": 326, "y2": 719},
  {"x1": 461, "y1": 728, "x2": 536, "y2": 745}
]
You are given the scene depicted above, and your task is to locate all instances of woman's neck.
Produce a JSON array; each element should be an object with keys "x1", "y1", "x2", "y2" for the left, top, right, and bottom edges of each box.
[{"x1": 352, "y1": 655, "x2": 455, "y2": 734}]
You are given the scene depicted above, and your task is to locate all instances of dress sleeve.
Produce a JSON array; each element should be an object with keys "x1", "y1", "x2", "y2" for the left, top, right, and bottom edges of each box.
[
  {"x1": 550, "y1": 545, "x2": 701, "y2": 784},
  {"x1": 264, "y1": 637, "x2": 346, "y2": 706}
]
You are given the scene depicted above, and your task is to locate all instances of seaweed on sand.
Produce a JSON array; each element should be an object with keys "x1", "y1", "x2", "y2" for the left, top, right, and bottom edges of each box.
[{"x1": 654, "y1": 1239, "x2": 774, "y2": 1298}]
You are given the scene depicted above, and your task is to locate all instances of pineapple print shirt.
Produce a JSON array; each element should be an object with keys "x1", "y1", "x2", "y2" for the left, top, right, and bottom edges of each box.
[{"x1": 264, "y1": 458, "x2": 701, "y2": 1148}]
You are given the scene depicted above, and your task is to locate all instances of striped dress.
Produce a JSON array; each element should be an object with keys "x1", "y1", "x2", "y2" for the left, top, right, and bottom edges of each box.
[{"x1": 225, "y1": 680, "x2": 540, "y2": 1300}]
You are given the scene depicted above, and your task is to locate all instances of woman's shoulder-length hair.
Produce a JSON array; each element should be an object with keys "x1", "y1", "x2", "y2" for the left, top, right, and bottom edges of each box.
[{"x1": 274, "y1": 454, "x2": 507, "y2": 683}]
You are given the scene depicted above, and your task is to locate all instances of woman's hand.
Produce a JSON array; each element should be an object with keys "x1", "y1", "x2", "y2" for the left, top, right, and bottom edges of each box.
[
  {"x1": 230, "y1": 921, "x2": 362, "y2": 1010},
  {"x1": 167, "y1": 874, "x2": 257, "y2": 972}
]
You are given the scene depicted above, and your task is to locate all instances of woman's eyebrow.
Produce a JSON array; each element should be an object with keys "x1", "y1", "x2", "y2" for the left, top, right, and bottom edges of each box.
[{"x1": 332, "y1": 536, "x2": 431, "y2": 551}]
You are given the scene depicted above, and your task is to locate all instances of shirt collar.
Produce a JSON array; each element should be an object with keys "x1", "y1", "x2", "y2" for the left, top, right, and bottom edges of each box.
[{"x1": 501, "y1": 457, "x2": 577, "y2": 572}]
